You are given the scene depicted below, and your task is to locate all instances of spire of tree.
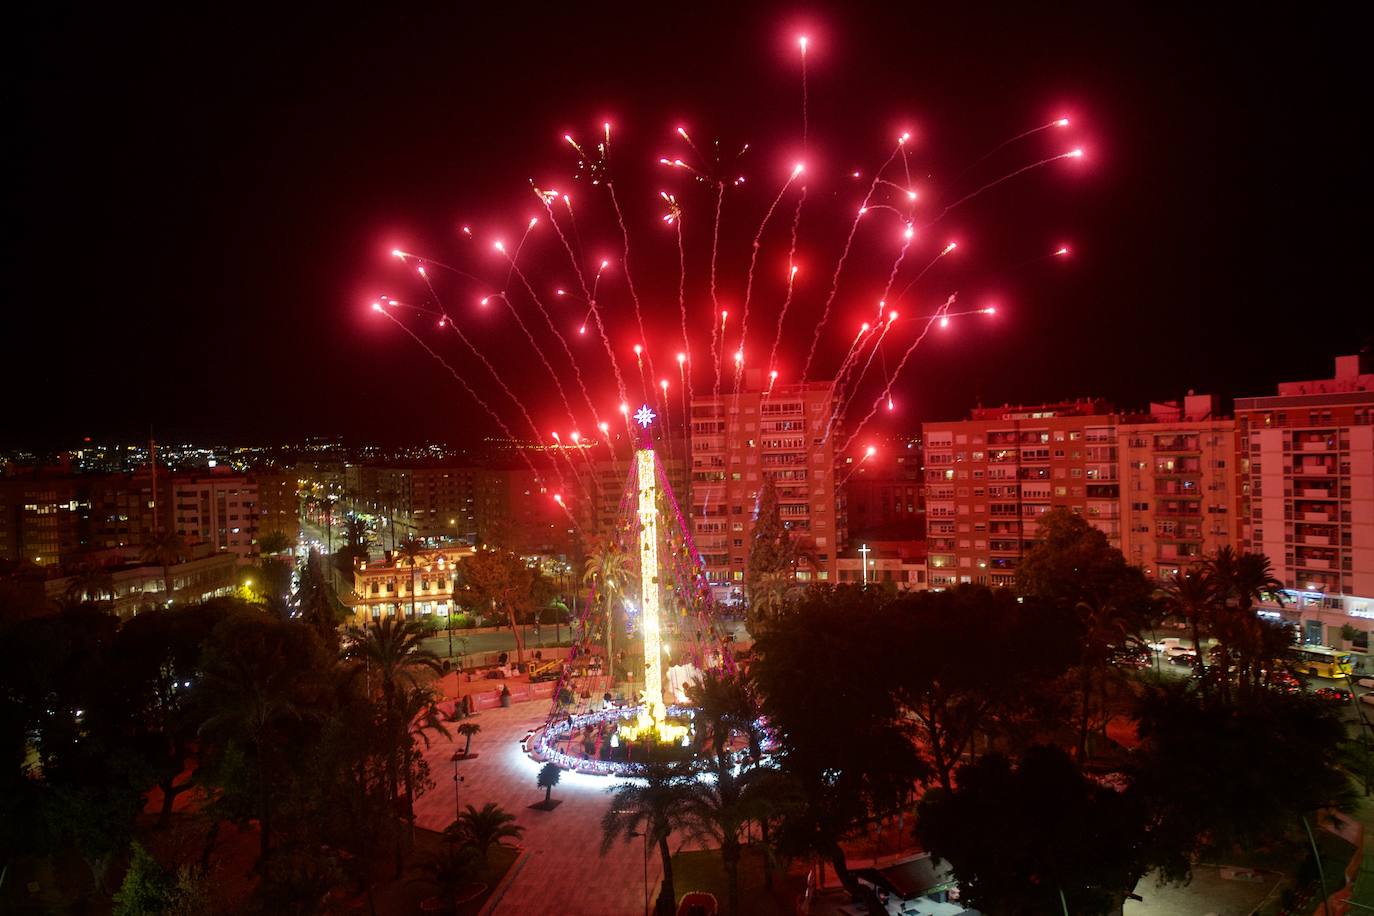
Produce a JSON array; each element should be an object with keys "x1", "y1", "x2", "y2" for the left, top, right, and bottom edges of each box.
[{"x1": 745, "y1": 478, "x2": 790, "y2": 627}]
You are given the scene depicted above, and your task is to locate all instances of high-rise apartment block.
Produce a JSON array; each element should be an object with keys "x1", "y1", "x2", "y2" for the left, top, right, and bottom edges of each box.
[
  {"x1": 921, "y1": 400, "x2": 1123, "y2": 588},
  {"x1": 1235, "y1": 355, "x2": 1374, "y2": 610},
  {"x1": 1118, "y1": 396, "x2": 1241, "y2": 579},
  {"x1": 690, "y1": 372, "x2": 842, "y2": 598},
  {"x1": 170, "y1": 470, "x2": 260, "y2": 562}
]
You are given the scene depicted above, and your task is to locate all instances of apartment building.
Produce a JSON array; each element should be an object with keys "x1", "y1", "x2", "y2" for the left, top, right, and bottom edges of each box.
[
  {"x1": 690, "y1": 371, "x2": 841, "y2": 599},
  {"x1": 1235, "y1": 354, "x2": 1374, "y2": 645},
  {"x1": 571, "y1": 446, "x2": 689, "y2": 543},
  {"x1": 1118, "y1": 395, "x2": 1241, "y2": 579},
  {"x1": 843, "y1": 435, "x2": 924, "y2": 540},
  {"x1": 921, "y1": 400, "x2": 1123, "y2": 588},
  {"x1": 170, "y1": 470, "x2": 259, "y2": 562},
  {"x1": 0, "y1": 474, "x2": 87, "y2": 567},
  {"x1": 254, "y1": 469, "x2": 299, "y2": 541}
]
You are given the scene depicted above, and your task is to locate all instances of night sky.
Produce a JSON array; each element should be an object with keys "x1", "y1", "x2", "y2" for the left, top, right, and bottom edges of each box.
[{"x1": 9, "y1": 3, "x2": 1368, "y2": 450}]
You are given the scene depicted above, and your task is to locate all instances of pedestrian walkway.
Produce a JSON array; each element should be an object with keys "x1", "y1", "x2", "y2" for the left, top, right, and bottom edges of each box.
[{"x1": 413, "y1": 702, "x2": 667, "y2": 915}]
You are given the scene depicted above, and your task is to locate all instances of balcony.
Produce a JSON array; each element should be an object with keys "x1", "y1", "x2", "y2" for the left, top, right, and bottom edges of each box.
[
  {"x1": 1298, "y1": 557, "x2": 1334, "y2": 570},
  {"x1": 1296, "y1": 464, "x2": 1337, "y2": 476},
  {"x1": 1295, "y1": 488, "x2": 1336, "y2": 500},
  {"x1": 1299, "y1": 438, "x2": 1335, "y2": 451},
  {"x1": 1300, "y1": 534, "x2": 1331, "y2": 546},
  {"x1": 1302, "y1": 510, "x2": 1336, "y2": 522}
]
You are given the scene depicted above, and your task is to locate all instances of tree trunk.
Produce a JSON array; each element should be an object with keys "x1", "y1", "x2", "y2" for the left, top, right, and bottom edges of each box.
[
  {"x1": 723, "y1": 840, "x2": 741, "y2": 916},
  {"x1": 199, "y1": 820, "x2": 221, "y2": 875},
  {"x1": 544, "y1": 785, "x2": 552, "y2": 804},
  {"x1": 1191, "y1": 614, "x2": 1208, "y2": 699},
  {"x1": 1078, "y1": 665, "x2": 1093, "y2": 763},
  {"x1": 656, "y1": 835, "x2": 676, "y2": 916},
  {"x1": 157, "y1": 773, "x2": 190, "y2": 827}
]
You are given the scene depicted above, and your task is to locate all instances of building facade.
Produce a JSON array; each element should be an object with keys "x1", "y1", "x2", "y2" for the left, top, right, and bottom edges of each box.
[
  {"x1": 170, "y1": 470, "x2": 260, "y2": 562},
  {"x1": 690, "y1": 372, "x2": 841, "y2": 598},
  {"x1": 836, "y1": 539, "x2": 928, "y2": 591},
  {"x1": 842, "y1": 435, "x2": 925, "y2": 541},
  {"x1": 1118, "y1": 396, "x2": 1241, "y2": 580},
  {"x1": 1234, "y1": 355, "x2": 1374, "y2": 648},
  {"x1": 921, "y1": 400, "x2": 1123, "y2": 588},
  {"x1": 350, "y1": 544, "x2": 474, "y2": 620}
]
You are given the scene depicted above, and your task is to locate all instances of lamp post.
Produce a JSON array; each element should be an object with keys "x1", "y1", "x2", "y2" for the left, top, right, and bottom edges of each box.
[
  {"x1": 628, "y1": 830, "x2": 650, "y2": 916},
  {"x1": 858, "y1": 544, "x2": 871, "y2": 585}
]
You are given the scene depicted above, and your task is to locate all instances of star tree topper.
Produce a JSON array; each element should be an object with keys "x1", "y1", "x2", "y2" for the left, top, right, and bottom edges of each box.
[{"x1": 634, "y1": 404, "x2": 656, "y2": 428}]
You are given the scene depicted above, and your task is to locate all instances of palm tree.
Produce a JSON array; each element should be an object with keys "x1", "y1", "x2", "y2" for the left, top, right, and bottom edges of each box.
[
  {"x1": 344, "y1": 618, "x2": 443, "y2": 820},
  {"x1": 343, "y1": 617, "x2": 443, "y2": 712},
  {"x1": 64, "y1": 566, "x2": 114, "y2": 605},
  {"x1": 380, "y1": 488, "x2": 400, "y2": 552},
  {"x1": 457, "y1": 722, "x2": 481, "y2": 757},
  {"x1": 583, "y1": 537, "x2": 632, "y2": 680},
  {"x1": 601, "y1": 762, "x2": 707, "y2": 916},
  {"x1": 396, "y1": 686, "x2": 454, "y2": 842},
  {"x1": 1207, "y1": 548, "x2": 1285, "y2": 702},
  {"x1": 198, "y1": 618, "x2": 319, "y2": 864},
  {"x1": 398, "y1": 536, "x2": 426, "y2": 620},
  {"x1": 445, "y1": 802, "x2": 525, "y2": 867},
  {"x1": 140, "y1": 530, "x2": 185, "y2": 604},
  {"x1": 681, "y1": 671, "x2": 762, "y2": 915},
  {"x1": 1162, "y1": 569, "x2": 1214, "y2": 694},
  {"x1": 416, "y1": 842, "x2": 485, "y2": 910},
  {"x1": 322, "y1": 495, "x2": 338, "y2": 553}
]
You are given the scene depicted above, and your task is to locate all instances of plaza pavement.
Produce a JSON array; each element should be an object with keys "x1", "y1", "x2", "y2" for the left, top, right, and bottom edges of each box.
[{"x1": 413, "y1": 701, "x2": 695, "y2": 916}]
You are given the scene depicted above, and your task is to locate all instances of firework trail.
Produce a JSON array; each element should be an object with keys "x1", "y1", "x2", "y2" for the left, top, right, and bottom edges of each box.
[
  {"x1": 416, "y1": 273, "x2": 582, "y2": 497},
  {"x1": 665, "y1": 194, "x2": 694, "y2": 411},
  {"x1": 735, "y1": 163, "x2": 803, "y2": 391},
  {"x1": 955, "y1": 117, "x2": 1070, "y2": 180},
  {"x1": 485, "y1": 289, "x2": 580, "y2": 430},
  {"x1": 928, "y1": 150, "x2": 1083, "y2": 225},
  {"x1": 840, "y1": 295, "x2": 956, "y2": 452},
  {"x1": 375, "y1": 305, "x2": 556, "y2": 491},
  {"x1": 416, "y1": 277, "x2": 550, "y2": 447},
  {"x1": 765, "y1": 187, "x2": 806, "y2": 380},
  {"x1": 533, "y1": 187, "x2": 631, "y2": 405},
  {"x1": 840, "y1": 315, "x2": 896, "y2": 414},
  {"x1": 502, "y1": 247, "x2": 603, "y2": 429},
  {"x1": 707, "y1": 180, "x2": 726, "y2": 393},
  {"x1": 893, "y1": 242, "x2": 957, "y2": 305},
  {"x1": 504, "y1": 219, "x2": 536, "y2": 289},
  {"x1": 800, "y1": 139, "x2": 904, "y2": 381}
]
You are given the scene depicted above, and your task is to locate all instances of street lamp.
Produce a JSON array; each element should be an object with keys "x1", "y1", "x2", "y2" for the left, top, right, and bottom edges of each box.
[
  {"x1": 628, "y1": 830, "x2": 650, "y2": 916},
  {"x1": 858, "y1": 544, "x2": 871, "y2": 585}
]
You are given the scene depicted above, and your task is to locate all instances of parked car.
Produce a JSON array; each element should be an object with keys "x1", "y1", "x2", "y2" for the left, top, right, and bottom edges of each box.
[
  {"x1": 1168, "y1": 651, "x2": 1198, "y2": 667},
  {"x1": 1313, "y1": 687, "x2": 1353, "y2": 704},
  {"x1": 1110, "y1": 645, "x2": 1152, "y2": 669},
  {"x1": 1268, "y1": 670, "x2": 1302, "y2": 694}
]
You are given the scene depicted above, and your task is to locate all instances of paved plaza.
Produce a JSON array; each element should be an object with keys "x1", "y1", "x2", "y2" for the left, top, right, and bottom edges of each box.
[{"x1": 414, "y1": 701, "x2": 687, "y2": 916}]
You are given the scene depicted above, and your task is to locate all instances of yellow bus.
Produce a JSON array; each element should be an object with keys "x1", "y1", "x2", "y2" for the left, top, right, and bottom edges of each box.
[{"x1": 1293, "y1": 646, "x2": 1353, "y2": 678}]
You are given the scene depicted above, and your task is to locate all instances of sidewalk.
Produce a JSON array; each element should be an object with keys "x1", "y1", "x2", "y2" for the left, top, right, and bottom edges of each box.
[{"x1": 412, "y1": 702, "x2": 668, "y2": 915}]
